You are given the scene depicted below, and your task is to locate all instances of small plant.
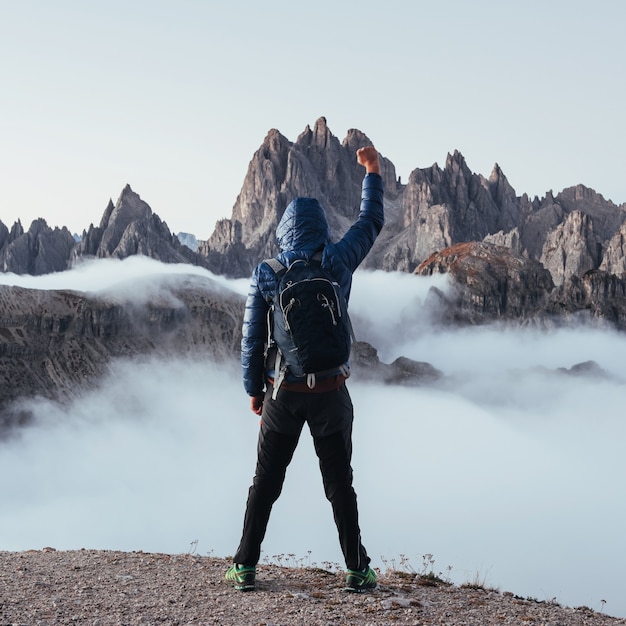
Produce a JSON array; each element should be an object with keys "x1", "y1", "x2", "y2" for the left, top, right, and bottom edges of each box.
[
  {"x1": 382, "y1": 553, "x2": 452, "y2": 585},
  {"x1": 420, "y1": 553, "x2": 435, "y2": 576},
  {"x1": 319, "y1": 560, "x2": 342, "y2": 573},
  {"x1": 462, "y1": 570, "x2": 488, "y2": 591},
  {"x1": 417, "y1": 554, "x2": 452, "y2": 585}
]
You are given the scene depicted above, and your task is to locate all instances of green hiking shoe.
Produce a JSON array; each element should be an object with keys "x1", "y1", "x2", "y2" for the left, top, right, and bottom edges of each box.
[
  {"x1": 225, "y1": 564, "x2": 256, "y2": 591},
  {"x1": 344, "y1": 565, "x2": 377, "y2": 592}
]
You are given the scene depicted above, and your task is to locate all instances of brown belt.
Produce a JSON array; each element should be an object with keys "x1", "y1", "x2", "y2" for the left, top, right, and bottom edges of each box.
[{"x1": 267, "y1": 374, "x2": 348, "y2": 394}]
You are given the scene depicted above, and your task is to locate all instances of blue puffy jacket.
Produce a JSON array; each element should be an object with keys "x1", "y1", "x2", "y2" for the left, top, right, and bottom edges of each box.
[{"x1": 241, "y1": 172, "x2": 384, "y2": 396}]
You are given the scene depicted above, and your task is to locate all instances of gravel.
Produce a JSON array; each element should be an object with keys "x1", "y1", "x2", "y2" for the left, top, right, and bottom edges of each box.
[{"x1": 1, "y1": 548, "x2": 623, "y2": 625}]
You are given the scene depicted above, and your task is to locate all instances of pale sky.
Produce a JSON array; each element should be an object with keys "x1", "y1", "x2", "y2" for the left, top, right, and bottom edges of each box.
[{"x1": 1, "y1": 0, "x2": 624, "y2": 238}]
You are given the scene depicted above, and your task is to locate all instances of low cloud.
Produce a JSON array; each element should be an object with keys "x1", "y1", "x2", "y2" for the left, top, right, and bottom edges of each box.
[
  {"x1": 1, "y1": 260, "x2": 625, "y2": 617},
  {"x1": 0, "y1": 256, "x2": 251, "y2": 300}
]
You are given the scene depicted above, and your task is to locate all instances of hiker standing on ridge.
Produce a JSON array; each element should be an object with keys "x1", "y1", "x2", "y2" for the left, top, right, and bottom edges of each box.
[{"x1": 226, "y1": 146, "x2": 384, "y2": 593}]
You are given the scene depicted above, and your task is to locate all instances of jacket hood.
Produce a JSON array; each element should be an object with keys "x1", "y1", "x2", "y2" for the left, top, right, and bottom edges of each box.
[{"x1": 276, "y1": 197, "x2": 331, "y2": 252}]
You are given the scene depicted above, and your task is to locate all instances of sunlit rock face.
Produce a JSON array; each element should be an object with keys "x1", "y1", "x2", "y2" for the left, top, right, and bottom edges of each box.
[
  {"x1": 539, "y1": 211, "x2": 602, "y2": 287},
  {"x1": 198, "y1": 117, "x2": 400, "y2": 277},
  {"x1": 600, "y1": 221, "x2": 626, "y2": 276},
  {"x1": 415, "y1": 241, "x2": 555, "y2": 323},
  {"x1": 416, "y1": 241, "x2": 626, "y2": 330}
]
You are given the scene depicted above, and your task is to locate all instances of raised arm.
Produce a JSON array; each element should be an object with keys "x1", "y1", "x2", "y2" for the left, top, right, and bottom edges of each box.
[
  {"x1": 357, "y1": 146, "x2": 381, "y2": 175},
  {"x1": 322, "y1": 147, "x2": 384, "y2": 294}
]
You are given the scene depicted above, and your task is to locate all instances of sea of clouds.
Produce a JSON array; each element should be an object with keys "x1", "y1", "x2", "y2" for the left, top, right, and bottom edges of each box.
[{"x1": 1, "y1": 257, "x2": 625, "y2": 616}]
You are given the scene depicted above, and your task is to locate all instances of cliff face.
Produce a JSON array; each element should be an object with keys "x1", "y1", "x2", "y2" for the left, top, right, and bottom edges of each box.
[
  {"x1": 377, "y1": 154, "x2": 521, "y2": 273},
  {"x1": 0, "y1": 272, "x2": 439, "y2": 435},
  {"x1": 416, "y1": 242, "x2": 555, "y2": 323},
  {"x1": 416, "y1": 241, "x2": 626, "y2": 329},
  {"x1": 198, "y1": 117, "x2": 400, "y2": 276},
  {"x1": 0, "y1": 276, "x2": 244, "y2": 435}
]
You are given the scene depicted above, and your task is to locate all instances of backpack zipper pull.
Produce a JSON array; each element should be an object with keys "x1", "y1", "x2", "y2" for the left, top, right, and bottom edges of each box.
[{"x1": 317, "y1": 293, "x2": 337, "y2": 325}]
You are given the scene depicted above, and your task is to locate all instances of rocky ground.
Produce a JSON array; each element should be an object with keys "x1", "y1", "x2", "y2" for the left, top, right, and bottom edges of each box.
[{"x1": 1, "y1": 549, "x2": 623, "y2": 625}]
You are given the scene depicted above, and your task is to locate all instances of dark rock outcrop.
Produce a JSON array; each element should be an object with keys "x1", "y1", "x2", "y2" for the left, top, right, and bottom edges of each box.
[
  {"x1": 0, "y1": 275, "x2": 244, "y2": 436},
  {"x1": 547, "y1": 270, "x2": 626, "y2": 329},
  {"x1": 350, "y1": 341, "x2": 443, "y2": 385},
  {"x1": 556, "y1": 360, "x2": 611, "y2": 379}
]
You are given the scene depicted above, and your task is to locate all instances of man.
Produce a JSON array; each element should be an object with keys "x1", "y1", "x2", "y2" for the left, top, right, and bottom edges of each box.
[{"x1": 226, "y1": 146, "x2": 384, "y2": 592}]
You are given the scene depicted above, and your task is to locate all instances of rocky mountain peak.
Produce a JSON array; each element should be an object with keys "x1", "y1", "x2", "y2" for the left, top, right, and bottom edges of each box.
[
  {"x1": 202, "y1": 118, "x2": 386, "y2": 276},
  {"x1": 555, "y1": 185, "x2": 626, "y2": 242},
  {"x1": 94, "y1": 185, "x2": 153, "y2": 255},
  {"x1": 111, "y1": 185, "x2": 151, "y2": 223},
  {"x1": 295, "y1": 116, "x2": 342, "y2": 161},
  {"x1": 261, "y1": 128, "x2": 290, "y2": 156},
  {"x1": 0, "y1": 216, "x2": 75, "y2": 275},
  {"x1": 444, "y1": 149, "x2": 472, "y2": 177},
  {"x1": 70, "y1": 185, "x2": 204, "y2": 268},
  {"x1": 539, "y1": 210, "x2": 601, "y2": 286},
  {"x1": 10, "y1": 220, "x2": 24, "y2": 239},
  {"x1": 488, "y1": 162, "x2": 504, "y2": 183},
  {"x1": 98, "y1": 199, "x2": 115, "y2": 231},
  {"x1": 296, "y1": 116, "x2": 331, "y2": 147},
  {"x1": 343, "y1": 127, "x2": 372, "y2": 147}
]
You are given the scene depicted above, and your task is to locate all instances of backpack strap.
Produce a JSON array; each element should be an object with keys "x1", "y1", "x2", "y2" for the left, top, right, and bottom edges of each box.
[
  {"x1": 272, "y1": 350, "x2": 287, "y2": 399},
  {"x1": 264, "y1": 250, "x2": 322, "y2": 273},
  {"x1": 263, "y1": 257, "x2": 288, "y2": 399}
]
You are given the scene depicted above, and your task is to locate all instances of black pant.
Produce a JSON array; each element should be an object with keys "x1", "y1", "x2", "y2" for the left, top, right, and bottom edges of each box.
[{"x1": 233, "y1": 384, "x2": 370, "y2": 571}]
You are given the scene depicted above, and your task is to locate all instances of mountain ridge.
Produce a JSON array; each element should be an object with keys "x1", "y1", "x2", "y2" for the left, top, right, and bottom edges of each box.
[
  {"x1": 3, "y1": 117, "x2": 624, "y2": 283},
  {"x1": 3, "y1": 117, "x2": 626, "y2": 329},
  {"x1": 3, "y1": 118, "x2": 626, "y2": 425}
]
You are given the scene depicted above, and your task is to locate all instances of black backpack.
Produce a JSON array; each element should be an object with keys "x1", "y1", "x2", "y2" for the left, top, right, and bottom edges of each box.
[{"x1": 264, "y1": 254, "x2": 354, "y2": 395}]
